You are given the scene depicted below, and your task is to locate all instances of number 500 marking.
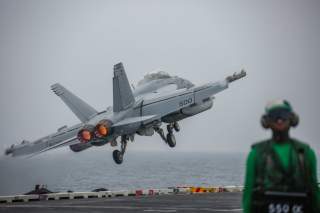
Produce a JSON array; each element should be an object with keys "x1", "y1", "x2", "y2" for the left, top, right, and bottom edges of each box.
[{"x1": 179, "y1": 98, "x2": 193, "y2": 107}]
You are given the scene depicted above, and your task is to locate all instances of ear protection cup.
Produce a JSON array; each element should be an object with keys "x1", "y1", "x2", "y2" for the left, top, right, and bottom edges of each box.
[
  {"x1": 290, "y1": 112, "x2": 299, "y2": 127},
  {"x1": 261, "y1": 114, "x2": 270, "y2": 129}
]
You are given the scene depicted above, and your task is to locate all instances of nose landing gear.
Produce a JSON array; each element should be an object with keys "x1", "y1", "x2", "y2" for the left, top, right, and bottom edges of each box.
[
  {"x1": 166, "y1": 133, "x2": 176, "y2": 147},
  {"x1": 173, "y1": 122, "x2": 180, "y2": 132},
  {"x1": 155, "y1": 122, "x2": 180, "y2": 148}
]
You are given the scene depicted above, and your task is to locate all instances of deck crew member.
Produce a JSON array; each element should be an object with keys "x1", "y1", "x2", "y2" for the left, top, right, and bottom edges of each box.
[{"x1": 243, "y1": 100, "x2": 320, "y2": 213}]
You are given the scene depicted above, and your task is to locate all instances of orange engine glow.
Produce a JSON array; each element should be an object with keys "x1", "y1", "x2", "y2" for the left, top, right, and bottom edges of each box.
[
  {"x1": 81, "y1": 130, "x2": 92, "y2": 142},
  {"x1": 98, "y1": 125, "x2": 108, "y2": 137},
  {"x1": 94, "y1": 120, "x2": 112, "y2": 138}
]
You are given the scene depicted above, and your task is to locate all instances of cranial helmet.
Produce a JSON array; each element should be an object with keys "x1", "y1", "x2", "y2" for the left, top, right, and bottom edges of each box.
[{"x1": 261, "y1": 99, "x2": 299, "y2": 129}]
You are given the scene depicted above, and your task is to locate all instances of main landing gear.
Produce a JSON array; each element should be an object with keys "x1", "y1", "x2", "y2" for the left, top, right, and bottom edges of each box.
[
  {"x1": 112, "y1": 136, "x2": 128, "y2": 164},
  {"x1": 155, "y1": 122, "x2": 180, "y2": 148}
]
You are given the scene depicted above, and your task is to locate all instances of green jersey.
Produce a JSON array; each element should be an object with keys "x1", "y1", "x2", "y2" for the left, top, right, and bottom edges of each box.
[{"x1": 242, "y1": 139, "x2": 320, "y2": 213}]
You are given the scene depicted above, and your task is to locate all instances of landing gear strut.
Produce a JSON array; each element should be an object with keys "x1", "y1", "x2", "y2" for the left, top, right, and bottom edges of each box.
[
  {"x1": 155, "y1": 122, "x2": 180, "y2": 148},
  {"x1": 173, "y1": 122, "x2": 180, "y2": 132},
  {"x1": 112, "y1": 136, "x2": 128, "y2": 164}
]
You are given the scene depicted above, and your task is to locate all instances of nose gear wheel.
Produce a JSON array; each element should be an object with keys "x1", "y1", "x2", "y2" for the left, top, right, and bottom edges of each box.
[
  {"x1": 166, "y1": 133, "x2": 176, "y2": 147},
  {"x1": 155, "y1": 122, "x2": 180, "y2": 148}
]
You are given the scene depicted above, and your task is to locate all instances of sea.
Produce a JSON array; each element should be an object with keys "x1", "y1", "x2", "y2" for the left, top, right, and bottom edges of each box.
[{"x1": 0, "y1": 150, "x2": 319, "y2": 196}]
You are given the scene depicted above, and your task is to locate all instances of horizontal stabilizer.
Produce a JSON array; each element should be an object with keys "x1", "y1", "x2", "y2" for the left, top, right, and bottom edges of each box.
[
  {"x1": 113, "y1": 63, "x2": 135, "y2": 112},
  {"x1": 51, "y1": 83, "x2": 98, "y2": 122}
]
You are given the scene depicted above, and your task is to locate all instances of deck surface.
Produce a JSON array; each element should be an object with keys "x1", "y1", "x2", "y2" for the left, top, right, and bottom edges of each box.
[{"x1": 0, "y1": 192, "x2": 242, "y2": 213}]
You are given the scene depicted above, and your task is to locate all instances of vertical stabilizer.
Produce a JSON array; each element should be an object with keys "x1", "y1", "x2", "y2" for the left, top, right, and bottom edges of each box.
[{"x1": 113, "y1": 63, "x2": 135, "y2": 112}]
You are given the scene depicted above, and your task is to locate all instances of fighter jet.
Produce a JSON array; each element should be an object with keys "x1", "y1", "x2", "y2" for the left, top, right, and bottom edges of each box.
[{"x1": 5, "y1": 63, "x2": 246, "y2": 164}]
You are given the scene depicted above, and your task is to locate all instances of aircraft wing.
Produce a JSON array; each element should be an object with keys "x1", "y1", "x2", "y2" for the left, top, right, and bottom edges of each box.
[
  {"x1": 28, "y1": 137, "x2": 79, "y2": 158},
  {"x1": 5, "y1": 124, "x2": 83, "y2": 157}
]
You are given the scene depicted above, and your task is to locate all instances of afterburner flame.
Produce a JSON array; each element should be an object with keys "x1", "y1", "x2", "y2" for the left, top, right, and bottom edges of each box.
[
  {"x1": 98, "y1": 125, "x2": 108, "y2": 136},
  {"x1": 94, "y1": 120, "x2": 112, "y2": 138},
  {"x1": 77, "y1": 127, "x2": 94, "y2": 143},
  {"x1": 82, "y1": 130, "x2": 92, "y2": 141}
]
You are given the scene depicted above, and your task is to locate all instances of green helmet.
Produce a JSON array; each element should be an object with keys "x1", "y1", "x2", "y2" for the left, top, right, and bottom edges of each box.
[
  {"x1": 261, "y1": 99, "x2": 299, "y2": 128},
  {"x1": 265, "y1": 99, "x2": 293, "y2": 114}
]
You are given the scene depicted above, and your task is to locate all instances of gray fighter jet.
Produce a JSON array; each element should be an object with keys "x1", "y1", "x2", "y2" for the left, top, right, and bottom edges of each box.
[{"x1": 5, "y1": 63, "x2": 246, "y2": 164}]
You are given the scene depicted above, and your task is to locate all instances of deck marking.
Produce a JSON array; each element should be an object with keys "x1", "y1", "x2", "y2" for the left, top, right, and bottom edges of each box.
[{"x1": 1, "y1": 205, "x2": 242, "y2": 212}]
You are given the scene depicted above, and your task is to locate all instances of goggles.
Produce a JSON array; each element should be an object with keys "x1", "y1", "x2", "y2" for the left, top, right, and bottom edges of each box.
[{"x1": 267, "y1": 108, "x2": 291, "y2": 121}]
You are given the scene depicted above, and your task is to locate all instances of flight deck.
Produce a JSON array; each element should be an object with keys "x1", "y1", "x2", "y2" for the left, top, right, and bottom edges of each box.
[
  {"x1": 0, "y1": 186, "x2": 243, "y2": 212},
  {"x1": 0, "y1": 192, "x2": 242, "y2": 213}
]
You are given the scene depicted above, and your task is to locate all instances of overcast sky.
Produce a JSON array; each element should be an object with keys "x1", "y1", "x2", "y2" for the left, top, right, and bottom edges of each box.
[{"x1": 0, "y1": 0, "x2": 319, "y2": 156}]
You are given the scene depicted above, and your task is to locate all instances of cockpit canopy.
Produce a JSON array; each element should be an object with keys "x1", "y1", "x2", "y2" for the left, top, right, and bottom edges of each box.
[
  {"x1": 133, "y1": 71, "x2": 194, "y2": 97},
  {"x1": 137, "y1": 71, "x2": 172, "y2": 86}
]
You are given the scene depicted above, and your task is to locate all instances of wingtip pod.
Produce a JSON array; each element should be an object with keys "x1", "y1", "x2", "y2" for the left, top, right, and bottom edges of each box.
[
  {"x1": 4, "y1": 140, "x2": 31, "y2": 157},
  {"x1": 51, "y1": 83, "x2": 64, "y2": 96},
  {"x1": 226, "y1": 69, "x2": 247, "y2": 83},
  {"x1": 4, "y1": 147, "x2": 12, "y2": 156}
]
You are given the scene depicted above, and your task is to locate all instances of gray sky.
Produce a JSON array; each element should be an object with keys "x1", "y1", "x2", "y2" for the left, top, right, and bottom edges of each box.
[{"x1": 0, "y1": 0, "x2": 319, "y2": 155}]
